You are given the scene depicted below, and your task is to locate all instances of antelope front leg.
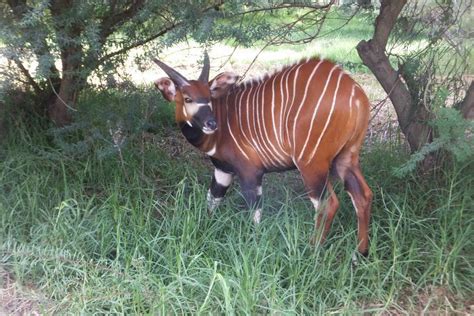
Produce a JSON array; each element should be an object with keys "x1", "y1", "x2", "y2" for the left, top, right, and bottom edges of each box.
[
  {"x1": 207, "y1": 168, "x2": 233, "y2": 216},
  {"x1": 239, "y1": 172, "x2": 263, "y2": 224}
]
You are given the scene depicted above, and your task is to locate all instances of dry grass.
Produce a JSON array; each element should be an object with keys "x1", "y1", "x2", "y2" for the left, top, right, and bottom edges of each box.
[{"x1": 0, "y1": 266, "x2": 51, "y2": 315}]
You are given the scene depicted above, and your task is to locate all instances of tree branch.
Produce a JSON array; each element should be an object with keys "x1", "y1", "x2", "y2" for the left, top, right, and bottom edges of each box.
[
  {"x1": 99, "y1": 0, "x2": 146, "y2": 42},
  {"x1": 96, "y1": 22, "x2": 181, "y2": 66},
  {"x1": 6, "y1": 0, "x2": 61, "y2": 87},
  {"x1": 96, "y1": 2, "x2": 221, "y2": 67},
  {"x1": 12, "y1": 57, "x2": 43, "y2": 95},
  {"x1": 357, "y1": 0, "x2": 432, "y2": 151},
  {"x1": 373, "y1": 0, "x2": 406, "y2": 49},
  {"x1": 233, "y1": 1, "x2": 335, "y2": 16}
]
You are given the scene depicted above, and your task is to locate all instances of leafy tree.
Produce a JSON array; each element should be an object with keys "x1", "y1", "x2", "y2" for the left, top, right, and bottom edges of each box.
[
  {"x1": 1, "y1": 0, "x2": 224, "y2": 126},
  {"x1": 1, "y1": 1, "x2": 338, "y2": 127},
  {"x1": 357, "y1": 0, "x2": 473, "y2": 169}
]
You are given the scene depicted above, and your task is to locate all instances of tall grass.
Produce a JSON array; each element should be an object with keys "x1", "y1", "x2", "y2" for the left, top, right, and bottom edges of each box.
[{"x1": 0, "y1": 101, "x2": 472, "y2": 313}]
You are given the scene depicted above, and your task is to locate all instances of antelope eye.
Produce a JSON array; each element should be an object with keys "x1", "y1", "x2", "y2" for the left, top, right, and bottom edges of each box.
[{"x1": 184, "y1": 97, "x2": 193, "y2": 103}]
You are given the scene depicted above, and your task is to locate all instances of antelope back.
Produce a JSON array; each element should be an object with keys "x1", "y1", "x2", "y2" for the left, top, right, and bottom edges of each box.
[{"x1": 211, "y1": 57, "x2": 370, "y2": 170}]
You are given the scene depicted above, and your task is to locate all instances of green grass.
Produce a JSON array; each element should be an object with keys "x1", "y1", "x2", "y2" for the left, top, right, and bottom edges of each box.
[
  {"x1": 0, "y1": 103, "x2": 472, "y2": 313},
  {"x1": 258, "y1": 10, "x2": 376, "y2": 73}
]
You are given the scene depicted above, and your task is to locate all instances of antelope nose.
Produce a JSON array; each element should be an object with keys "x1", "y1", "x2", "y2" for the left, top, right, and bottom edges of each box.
[{"x1": 205, "y1": 119, "x2": 217, "y2": 131}]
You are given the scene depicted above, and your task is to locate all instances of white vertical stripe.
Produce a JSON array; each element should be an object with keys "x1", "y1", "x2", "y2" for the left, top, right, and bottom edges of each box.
[
  {"x1": 284, "y1": 63, "x2": 306, "y2": 146},
  {"x1": 254, "y1": 79, "x2": 273, "y2": 166},
  {"x1": 271, "y1": 72, "x2": 285, "y2": 153},
  {"x1": 348, "y1": 85, "x2": 355, "y2": 125},
  {"x1": 291, "y1": 60, "x2": 324, "y2": 155},
  {"x1": 240, "y1": 82, "x2": 254, "y2": 147},
  {"x1": 226, "y1": 92, "x2": 250, "y2": 160},
  {"x1": 297, "y1": 65, "x2": 340, "y2": 162},
  {"x1": 281, "y1": 64, "x2": 297, "y2": 144},
  {"x1": 250, "y1": 81, "x2": 271, "y2": 168},
  {"x1": 277, "y1": 66, "x2": 292, "y2": 152},
  {"x1": 280, "y1": 65, "x2": 294, "y2": 144},
  {"x1": 258, "y1": 77, "x2": 287, "y2": 166},
  {"x1": 303, "y1": 70, "x2": 345, "y2": 163},
  {"x1": 256, "y1": 80, "x2": 275, "y2": 167}
]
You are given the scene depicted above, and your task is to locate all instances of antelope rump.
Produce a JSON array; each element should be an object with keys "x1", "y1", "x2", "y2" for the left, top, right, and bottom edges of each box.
[{"x1": 153, "y1": 53, "x2": 373, "y2": 256}]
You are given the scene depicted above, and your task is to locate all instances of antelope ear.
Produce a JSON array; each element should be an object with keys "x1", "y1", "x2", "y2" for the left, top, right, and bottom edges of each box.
[
  {"x1": 154, "y1": 77, "x2": 176, "y2": 101},
  {"x1": 209, "y1": 72, "x2": 239, "y2": 98}
]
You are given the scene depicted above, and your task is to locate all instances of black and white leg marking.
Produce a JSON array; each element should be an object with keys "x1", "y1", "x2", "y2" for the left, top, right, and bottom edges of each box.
[
  {"x1": 207, "y1": 169, "x2": 233, "y2": 215},
  {"x1": 253, "y1": 185, "x2": 263, "y2": 224},
  {"x1": 239, "y1": 173, "x2": 263, "y2": 224}
]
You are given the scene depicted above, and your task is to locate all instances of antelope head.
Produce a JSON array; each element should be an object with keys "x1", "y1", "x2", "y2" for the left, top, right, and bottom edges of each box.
[{"x1": 153, "y1": 52, "x2": 239, "y2": 135}]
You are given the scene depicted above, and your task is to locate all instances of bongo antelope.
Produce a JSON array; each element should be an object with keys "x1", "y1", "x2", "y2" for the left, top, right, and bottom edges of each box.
[{"x1": 153, "y1": 53, "x2": 373, "y2": 255}]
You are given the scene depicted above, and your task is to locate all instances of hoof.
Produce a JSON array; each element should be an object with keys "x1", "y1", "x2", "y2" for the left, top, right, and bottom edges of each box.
[{"x1": 351, "y1": 250, "x2": 369, "y2": 266}]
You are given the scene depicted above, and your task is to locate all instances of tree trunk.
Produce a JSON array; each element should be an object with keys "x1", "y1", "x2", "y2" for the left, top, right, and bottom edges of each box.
[
  {"x1": 48, "y1": 1, "x2": 84, "y2": 126},
  {"x1": 47, "y1": 46, "x2": 84, "y2": 126},
  {"x1": 456, "y1": 81, "x2": 474, "y2": 120},
  {"x1": 48, "y1": 76, "x2": 77, "y2": 126},
  {"x1": 356, "y1": 0, "x2": 433, "y2": 152}
]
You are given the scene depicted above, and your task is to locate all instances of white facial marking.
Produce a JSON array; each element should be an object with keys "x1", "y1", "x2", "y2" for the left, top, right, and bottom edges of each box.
[
  {"x1": 185, "y1": 102, "x2": 200, "y2": 116},
  {"x1": 214, "y1": 169, "x2": 233, "y2": 187},
  {"x1": 206, "y1": 145, "x2": 216, "y2": 156},
  {"x1": 196, "y1": 102, "x2": 212, "y2": 110},
  {"x1": 253, "y1": 208, "x2": 262, "y2": 224},
  {"x1": 183, "y1": 105, "x2": 188, "y2": 118},
  {"x1": 202, "y1": 127, "x2": 216, "y2": 135},
  {"x1": 257, "y1": 186, "x2": 263, "y2": 196},
  {"x1": 183, "y1": 94, "x2": 212, "y2": 116}
]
